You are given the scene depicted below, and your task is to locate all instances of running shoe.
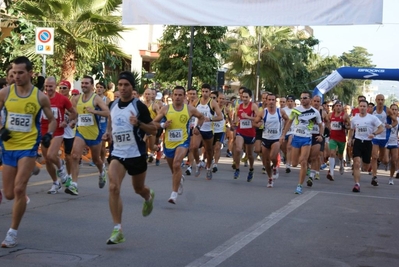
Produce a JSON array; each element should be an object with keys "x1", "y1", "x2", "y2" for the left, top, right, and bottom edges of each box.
[
  {"x1": 148, "y1": 155, "x2": 154, "y2": 163},
  {"x1": 178, "y1": 176, "x2": 185, "y2": 195},
  {"x1": 371, "y1": 176, "x2": 379, "y2": 186},
  {"x1": 212, "y1": 164, "x2": 218, "y2": 173},
  {"x1": 352, "y1": 184, "x2": 360, "y2": 193},
  {"x1": 267, "y1": 179, "x2": 273, "y2": 188},
  {"x1": 285, "y1": 167, "x2": 291, "y2": 173},
  {"x1": 315, "y1": 172, "x2": 320, "y2": 180},
  {"x1": 195, "y1": 162, "x2": 205, "y2": 177},
  {"x1": 241, "y1": 155, "x2": 248, "y2": 163},
  {"x1": 272, "y1": 167, "x2": 279, "y2": 180},
  {"x1": 62, "y1": 175, "x2": 72, "y2": 188},
  {"x1": 232, "y1": 162, "x2": 236, "y2": 169},
  {"x1": 320, "y1": 163, "x2": 327, "y2": 170},
  {"x1": 142, "y1": 189, "x2": 155, "y2": 216},
  {"x1": 226, "y1": 151, "x2": 232, "y2": 158},
  {"x1": 295, "y1": 185, "x2": 303, "y2": 194},
  {"x1": 262, "y1": 167, "x2": 266, "y2": 174},
  {"x1": 47, "y1": 182, "x2": 61, "y2": 194},
  {"x1": 233, "y1": 169, "x2": 240, "y2": 179},
  {"x1": 339, "y1": 165, "x2": 344, "y2": 175},
  {"x1": 89, "y1": 161, "x2": 96, "y2": 167},
  {"x1": 155, "y1": 159, "x2": 160, "y2": 166},
  {"x1": 326, "y1": 171, "x2": 334, "y2": 181},
  {"x1": 247, "y1": 169, "x2": 254, "y2": 182},
  {"x1": 106, "y1": 229, "x2": 125, "y2": 245},
  {"x1": 306, "y1": 177, "x2": 313, "y2": 187},
  {"x1": 396, "y1": 172, "x2": 399, "y2": 179},
  {"x1": 65, "y1": 183, "x2": 79, "y2": 196},
  {"x1": 99, "y1": 170, "x2": 107, "y2": 189},
  {"x1": 26, "y1": 195, "x2": 30, "y2": 204},
  {"x1": 244, "y1": 161, "x2": 248, "y2": 167},
  {"x1": 185, "y1": 166, "x2": 192, "y2": 176},
  {"x1": 1, "y1": 231, "x2": 17, "y2": 248},
  {"x1": 256, "y1": 154, "x2": 262, "y2": 161},
  {"x1": 206, "y1": 169, "x2": 212, "y2": 180},
  {"x1": 389, "y1": 178, "x2": 394, "y2": 185},
  {"x1": 168, "y1": 191, "x2": 178, "y2": 204}
]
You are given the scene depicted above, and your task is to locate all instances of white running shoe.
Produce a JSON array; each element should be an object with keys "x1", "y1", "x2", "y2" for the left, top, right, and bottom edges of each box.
[
  {"x1": 272, "y1": 167, "x2": 279, "y2": 180},
  {"x1": 47, "y1": 182, "x2": 62, "y2": 194},
  {"x1": 168, "y1": 192, "x2": 178, "y2": 204},
  {"x1": 267, "y1": 179, "x2": 274, "y2": 188},
  {"x1": 57, "y1": 164, "x2": 67, "y2": 184},
  {"x1": 1, "y1": 231, "x2": 17, "y2": 248},
  {"x1": 389, "y1": 178, "x2": 394, "y2": 185}
]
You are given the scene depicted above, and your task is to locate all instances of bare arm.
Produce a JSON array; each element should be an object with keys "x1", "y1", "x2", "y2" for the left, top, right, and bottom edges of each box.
[
  {"x1": 85, "y1": 95, "x2": 110, "y2": 117},
  {"x1": 210, "y1": 100, "x2": 223, "y2": 121},
  {"x1": 39, "y1": 92, "x2": 57, "y2": 134}
]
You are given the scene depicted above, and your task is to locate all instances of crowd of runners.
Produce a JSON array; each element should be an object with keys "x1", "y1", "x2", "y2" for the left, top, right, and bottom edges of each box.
[{"x1": 0, "y1": 56, "x2": 397, "y2": 248}]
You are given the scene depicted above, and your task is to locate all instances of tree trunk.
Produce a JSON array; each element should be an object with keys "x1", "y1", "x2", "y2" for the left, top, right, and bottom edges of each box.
[{"x1": 61, "y1": 50, "x2": 76, "y2": 82}]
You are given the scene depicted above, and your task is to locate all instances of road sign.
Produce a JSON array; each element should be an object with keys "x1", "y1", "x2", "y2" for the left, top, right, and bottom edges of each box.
[{"x1": 35, "y1": 27, "x2": 54, "y2": 55}]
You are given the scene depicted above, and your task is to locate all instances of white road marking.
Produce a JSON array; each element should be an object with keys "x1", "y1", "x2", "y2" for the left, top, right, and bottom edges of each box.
[{"x1": 186, "y1": 191, "x2": 319, "y2": 267}]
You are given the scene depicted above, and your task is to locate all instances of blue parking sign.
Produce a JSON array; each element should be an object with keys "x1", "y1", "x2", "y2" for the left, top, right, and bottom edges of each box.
[{"x1": 38, "y1": 45, "x2": 44, "y2": 51}]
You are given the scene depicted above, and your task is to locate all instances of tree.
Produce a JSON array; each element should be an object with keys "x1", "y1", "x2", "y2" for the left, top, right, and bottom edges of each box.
[
  {"x1": 153, "y1": 26, "x2": 229, "y2": 87},
  {"x1": 9, "y1": 0, "x2": 128, "y2": 81},
  {"x1": 225, "y1": 26, "x2": 318, "y2": 98}
]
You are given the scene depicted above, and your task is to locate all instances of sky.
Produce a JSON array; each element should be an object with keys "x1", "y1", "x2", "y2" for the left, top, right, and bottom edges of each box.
[{"x1": 310, "y1": 0, "x2": 399, "y2": 94}]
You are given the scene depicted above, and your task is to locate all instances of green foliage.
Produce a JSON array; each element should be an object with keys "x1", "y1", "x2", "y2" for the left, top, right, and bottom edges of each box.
[
  {"x1": 225, "y1": 26, "x2": 319, "y2": 99},
  {"x1": 1, "y1": 0, "x2": 128, "y2": 81},
  {"x1": 153, "y1": 26, "x2": 229, "y2": 87}
]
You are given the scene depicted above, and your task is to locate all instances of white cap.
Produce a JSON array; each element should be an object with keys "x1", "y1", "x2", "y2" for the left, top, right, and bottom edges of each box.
[
  {"x1": 156, "y1": 92, "x2": 162, "y2": 100},
  {"x1": 295, "y1": 99, "x2": 300, "y2": 105}
]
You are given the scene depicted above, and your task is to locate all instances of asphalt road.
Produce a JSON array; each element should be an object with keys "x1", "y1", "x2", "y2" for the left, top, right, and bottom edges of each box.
[{"x1": 0, "y1": 152, "x2": 398, "y2": 267}]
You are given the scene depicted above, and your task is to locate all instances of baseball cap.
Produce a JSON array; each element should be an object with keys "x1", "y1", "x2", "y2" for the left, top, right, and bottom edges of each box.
[
  {"x1": 71, "y1": 89, "x2": 80, "y2": 95},
  {"x1": 156, "y1": 92, "x2": 162, "y2": 100},
  {"x1": 286, "y1": 95, "x2": 295, "y2": 101},
  {"x1": 59, "y1": 80, "x2": 71, "y2": 89}
]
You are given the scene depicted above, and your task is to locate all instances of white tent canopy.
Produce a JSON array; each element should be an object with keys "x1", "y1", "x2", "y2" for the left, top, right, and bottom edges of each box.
[{"x1": 122, "y1": 0, "x2": 383, "y2": 26}]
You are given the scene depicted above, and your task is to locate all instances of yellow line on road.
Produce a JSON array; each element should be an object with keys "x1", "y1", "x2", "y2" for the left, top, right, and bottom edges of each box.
[{"x1": 28, "y1": 172, "x2": 99, "y2": 187}]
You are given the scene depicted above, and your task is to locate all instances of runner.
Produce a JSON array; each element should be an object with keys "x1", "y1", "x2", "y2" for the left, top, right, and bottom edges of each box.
[
  {"x1": 370, "y1": 94, "x2": 397, "y2": 186},
  {"x1": 192, "y1": 84, "x2": 222, "y2": 180},
  {"x1": 66, "y1": 75, "x2": 110, "y2": 195},
  {"x1": 254, "y1": 93, "x2": 289, "y2": 187},
  {"x1": 348, "y1": 100, "x2": 384, "y2": 192},
  {"x1": 102, "y1": 71, "x2": 157, "y2": 245},
  {"x1": 95, "y1": 82, "x2": 111, "y2": 169},
  {"x1": 326, "y1": 101, "x2": 350, "y2": 181},
  {"x1": 280, "y1": 91, "x2": 323, "y2": 194},
  {"x1": 281, "y1": 95, "x2": 296, "y2": 173},
  {"x1": 386, "y1": 104, "x2": 398, "y2": 185},
  {"x1": 185, "y1": 87, "x2": 199, "y2": 175},
  {"x1": 0, "y1": 56, "x2": 56, "y2": 248},
  {"x1": 41, "y1": 77, "x2": 77, "y2": 194},
  {"x1": 233, "y1": 88, "x2": 259, "y2": 181},
  {"x1": 153, "y1": 86, "x2": 204, "y2": 204}
]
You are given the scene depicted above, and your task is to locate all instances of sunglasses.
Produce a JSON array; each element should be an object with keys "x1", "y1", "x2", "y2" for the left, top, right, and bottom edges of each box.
[
  {"x1": 300, "y1": 97, "x2": 309, "y2": 100},
  {"x1": 59, "y1": 87, "x2": 68, "y2": 90},
  {"x1": 328, "y1": 105, "x2": 333, "y2": 107},
  {"x1": 72, "y1": 94, "x2": 79, "y2": 96}
]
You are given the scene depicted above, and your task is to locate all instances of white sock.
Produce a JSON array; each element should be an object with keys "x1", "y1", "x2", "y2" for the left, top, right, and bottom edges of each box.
[
  {"x1": 114, "y1": 224, "x2": 121, "y2": 230},
  {"x1": 310, "y1": 170, "x2": 315, "y2": 178},
  {"x1": 329, "y1": 157, "x2": 335, "y2": 176}
]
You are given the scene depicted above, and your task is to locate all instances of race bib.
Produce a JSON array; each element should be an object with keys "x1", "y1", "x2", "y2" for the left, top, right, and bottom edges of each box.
[
  {"x1": 168, "y1": 129, "x2": 183, "y2": 142},
  {"x1": 113, "y1": 130, "x2": 134, "y2": 147},
  {"x1": 295, "y1": 127, "x2": 306, "y2": 135},
  {"x1": 78, "y1": 114, "x2": 94, "y2": 126},
  {"x1": 7, "y1": 113, "x2": 33, "y2": 132},
  {"x1": 356, "y1": 126, "x2": 368, "y2": 133},
  {"x1": 267, "y1": 128, "x2": 278, "y2": 135},
  {"x1": 331, "y1": 121, "x2": 342, "y2": 130},
  {"x1": 240, "y1": 119, "x2": 252, "y2": 129},
  {"x1": 42, "y1": 107, "x2": 59, "y2": 120}
]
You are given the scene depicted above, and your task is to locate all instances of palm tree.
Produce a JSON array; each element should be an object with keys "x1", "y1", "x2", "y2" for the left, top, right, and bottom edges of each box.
[
  {"x1": 225, "y1": 26, "x2": 314, "y2": 98},
  {"x1": 14, "y1": 0, "x2": 128, "y2": 81}
]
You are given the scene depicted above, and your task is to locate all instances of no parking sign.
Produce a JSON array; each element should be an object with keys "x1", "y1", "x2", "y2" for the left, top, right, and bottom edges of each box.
[{"x1": 35, "y1": 27, "x2": 54, "y2": 55}]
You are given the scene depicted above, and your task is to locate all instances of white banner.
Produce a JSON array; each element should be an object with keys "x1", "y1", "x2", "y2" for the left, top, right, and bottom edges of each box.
[
  {"x1": 122, "y1": 0, "x2": 383, "y2": 26},
  {"x1": 316, "y1": 71, "x2": 344, "y2": 94}
]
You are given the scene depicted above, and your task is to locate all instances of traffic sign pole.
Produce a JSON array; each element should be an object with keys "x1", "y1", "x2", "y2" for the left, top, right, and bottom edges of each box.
[{"x1": 42, "y1": 55, "x2": 46, "y2": 77}]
